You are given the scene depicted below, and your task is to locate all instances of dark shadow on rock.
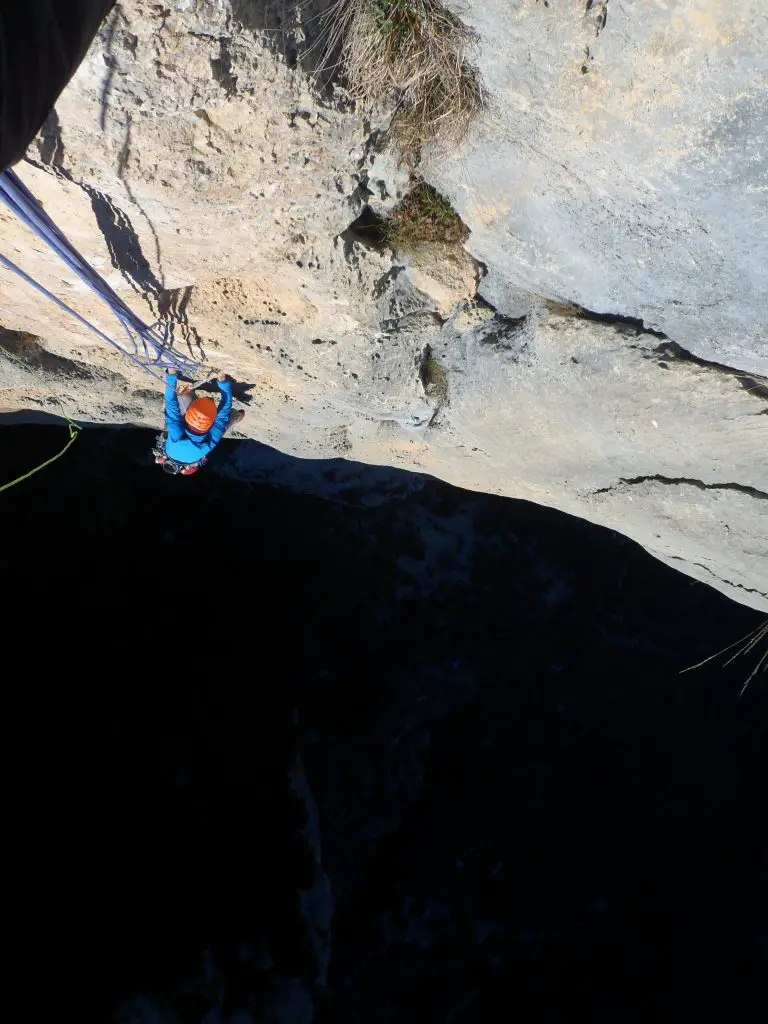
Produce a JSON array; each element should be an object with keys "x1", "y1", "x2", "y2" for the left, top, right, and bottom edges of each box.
[
  {"x1": 157, "y1": 285, "x2": 194, "y2": 322},
  {"x1": 739, "y1": 374, "x2": 768, "y2": 402},
  {"x1": 98, "y1": 5, "x2": 125, "y2": 131},
  {"x1": 2, "y1": 423, "x2": 766, "y2": 1023},
  {"x1": 157, "y1": 285, "x2": 205, "y2": 356},
  {"x1": 0, "y1": 327, "x2": 97, "y2": 380},
  {"x1": 35, "y1": 109, "x2": 66, "y2": 169},
  {"x1": 82, "y1": 177, "x2": 164, "y2": 299},
  {"x1": 115, "y1": 118, "x2": 166, "y2": 296},
  {"x1": 192, "y1": 377, "x2": 256, "y2": 406},
  {"x1": 654, "y1": 340, "x2": 768, "y2": 405},
  {"x1": 550, "y1": 300, "x2": 668, "y2": 340},
  {"x1": 28, "y1": 122, "x2": 165, "y2": 310},
  {"x1": 343, "y1": 204, "x2": 390, "y2": 251},
  {"x1": 230, "y1": 380, "x2": 255, "y2": 405},
  {"x1": 0, "y1": 409, "x2": 72, "y2": 427}
]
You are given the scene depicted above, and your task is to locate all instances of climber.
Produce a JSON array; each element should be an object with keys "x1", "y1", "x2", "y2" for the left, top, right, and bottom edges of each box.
[{"x1": 154, "y1": 368, "x2": 245, "y2": 476}]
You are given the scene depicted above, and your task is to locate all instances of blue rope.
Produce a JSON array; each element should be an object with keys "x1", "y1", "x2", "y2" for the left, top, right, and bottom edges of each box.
[{"x1": 0, "y1": 169, "x2": 201, "y2": 382}]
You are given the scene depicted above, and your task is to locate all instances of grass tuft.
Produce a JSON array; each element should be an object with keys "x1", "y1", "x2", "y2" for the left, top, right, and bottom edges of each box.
[
  {"x1": 420, "y1": 344, "x2": 448, "y2": 412},
  {"x1": 320, "y1": 0, "x2": 483, "y2": 156},
  {"x1": 384, "y1": 177, "x2": 469, "y2": 252}
]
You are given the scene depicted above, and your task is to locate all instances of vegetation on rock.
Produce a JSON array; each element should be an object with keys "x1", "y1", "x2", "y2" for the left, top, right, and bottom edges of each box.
[
  {"x1": 385, "y1": 177, "x2": 469, "y2": 251},
  {"x1": 321, "y1": 0, "x2": 483, "y2": 156}
]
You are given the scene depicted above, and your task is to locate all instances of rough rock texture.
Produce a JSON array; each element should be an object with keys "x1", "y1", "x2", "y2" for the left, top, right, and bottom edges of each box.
[
  {"x1": 0, "y1": 0, "x2": 766, "y2": 610},
  {"x1": 432, "y1": 0, "x2": 768, "y2": 375}
]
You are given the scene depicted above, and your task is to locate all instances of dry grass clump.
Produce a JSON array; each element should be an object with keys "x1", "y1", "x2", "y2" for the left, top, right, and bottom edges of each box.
[
  {"x1": 320, "y1": 0, "x2": 483, "y2": 155},
  {"x1": 683, "y1": 618, "x2": 768, "y2": 696}
]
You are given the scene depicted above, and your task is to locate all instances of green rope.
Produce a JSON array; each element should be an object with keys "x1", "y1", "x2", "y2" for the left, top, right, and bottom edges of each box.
[{"x1": 0, "y1": 343, "x2": 82, "y2": 493}]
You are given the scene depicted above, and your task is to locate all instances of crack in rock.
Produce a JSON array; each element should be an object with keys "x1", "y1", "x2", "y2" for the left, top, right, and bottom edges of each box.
[
  {"x1": 652, "y1": 340, "x2": 768, "y2": 403},
  {"x1": 668, "y1": 555, "x2": 768, "y2": 601},
  {"x1": 544, "y1": 299, "x2": 768, "y2": 397},
  {"x1": 593, "y1": 475, "x2": 768, "y2": 502}
]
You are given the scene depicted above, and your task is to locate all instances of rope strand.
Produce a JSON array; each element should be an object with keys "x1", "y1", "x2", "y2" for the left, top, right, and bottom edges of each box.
[
  {"x1": 0, "y1": 342, "x2": 82, "y2": 493},
  {"x1": 0, "y1": 168, "x2": 201, "y2": 381}
]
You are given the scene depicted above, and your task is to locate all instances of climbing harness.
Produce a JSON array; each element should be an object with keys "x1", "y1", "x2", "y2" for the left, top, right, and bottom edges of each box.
[
  {"x1": 151, "y1": 432, "x2": 207, "y2": 476},
  {"x1": 0, "y1": 168, "x2": 201, "y2": 382}
]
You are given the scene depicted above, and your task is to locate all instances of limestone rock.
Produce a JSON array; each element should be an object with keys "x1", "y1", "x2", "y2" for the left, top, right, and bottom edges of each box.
[
  {"x1": 0, "y1": 0, "x2": 766, "y2": 612},
  {"x1": 408, "y1": 243, "x2": 480, "y2": 319},
  {"x1": 429, "y1": 0, "x2": 768, "y2": 375}
]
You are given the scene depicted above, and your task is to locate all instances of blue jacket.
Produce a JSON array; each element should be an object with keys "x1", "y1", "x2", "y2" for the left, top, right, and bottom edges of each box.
[{"x1": 164, "y1": 374, "x2": 233, "y2": 465}]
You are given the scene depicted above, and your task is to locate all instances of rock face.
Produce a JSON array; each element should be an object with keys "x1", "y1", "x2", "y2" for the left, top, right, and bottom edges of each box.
[
  {"x1": 0, "y1": 0, "x2": 766, "y2": 611},
  {"x1": 431, "y1": 0, "x2": 768, "y2": 375}
]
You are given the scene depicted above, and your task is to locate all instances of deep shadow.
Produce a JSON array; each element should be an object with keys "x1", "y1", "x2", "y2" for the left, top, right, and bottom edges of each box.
[
  {"x1": 115, "y1": 118, "x2": 167, "y2": 296},
  {"x1": 342, "y1": 204, "x2": 390, "y2": 251},
  {"x1": 568, "y1": 303, "x2": 667, "y2": 339},
  {"x1": 2, "y1": 423, "x2": 766, "y2": 1023},
  {"x1": 740, "y1": 375, "x2": 768, "y2": 403},
  {"x1": 0, "y1": 409, "x2": 74, "y2": 426},
  {"x1": 210, "y1": 35, "x2": 239, "y2": 96},
  {"x1": 653, "y1": 340, "x2": 768, "y2": 406},
  {"x1": 157, "y1": 284, "x2": 195, "y2": 322}
]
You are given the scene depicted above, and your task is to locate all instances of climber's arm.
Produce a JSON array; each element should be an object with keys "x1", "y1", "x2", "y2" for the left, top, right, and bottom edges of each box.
[
  {"x1": 164, "y1": 370, "x2": 186, "y2": 442},
  {"x1": 207, "y1": 376, "x2": 233, "y2": 447}
]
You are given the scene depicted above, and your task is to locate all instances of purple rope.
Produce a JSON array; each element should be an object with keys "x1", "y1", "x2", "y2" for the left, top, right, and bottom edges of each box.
[
  {"x1": 0, "y1": 169, "x2": 201, "y2": 379},
  {"x1": 0, "y1": 252, "x2": 169, "y2": 381}
]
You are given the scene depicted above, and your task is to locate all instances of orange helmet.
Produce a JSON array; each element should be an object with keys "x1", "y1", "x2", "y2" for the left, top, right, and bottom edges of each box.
[{"x1": 184, "y1": 397, "x2": 217, "y2": 435}]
